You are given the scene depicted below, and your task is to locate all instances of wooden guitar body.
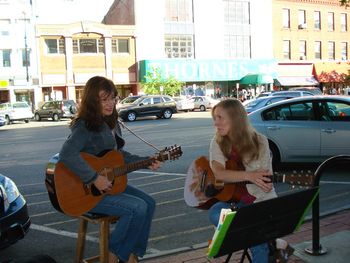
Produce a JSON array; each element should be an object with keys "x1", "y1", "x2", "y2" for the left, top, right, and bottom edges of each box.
[{"x1": 54, "y1": 150, "x2": 127, "y2": 216}]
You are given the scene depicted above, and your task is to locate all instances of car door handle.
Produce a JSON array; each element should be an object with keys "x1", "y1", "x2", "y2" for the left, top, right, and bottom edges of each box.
[
  {"x1": 267, "y1": 126, "x2": 280, "y2": 130},
  {"x1": 321, "y1": 128, "x2": 336, "y2": 134}
]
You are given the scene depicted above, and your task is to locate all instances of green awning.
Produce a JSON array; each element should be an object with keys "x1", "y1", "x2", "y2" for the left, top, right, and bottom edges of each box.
[{"x1": 239, "y1": 74, "x2": 274, "y2": 85}]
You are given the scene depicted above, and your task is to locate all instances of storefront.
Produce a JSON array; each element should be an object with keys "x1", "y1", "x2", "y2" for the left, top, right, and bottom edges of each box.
[{"x1": 138, "y1": 59, "x2": 277, "y2": 98}]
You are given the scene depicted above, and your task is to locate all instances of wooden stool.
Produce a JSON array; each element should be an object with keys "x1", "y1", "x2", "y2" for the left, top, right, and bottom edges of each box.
[{"x1": 75, "y1": 213, "x2": 119, "y2": 263}]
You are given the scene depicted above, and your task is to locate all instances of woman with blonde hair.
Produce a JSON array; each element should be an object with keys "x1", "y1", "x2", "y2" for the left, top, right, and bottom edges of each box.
[{"x1": 208, "y1": 98, "x2": 276, "y2": 263}]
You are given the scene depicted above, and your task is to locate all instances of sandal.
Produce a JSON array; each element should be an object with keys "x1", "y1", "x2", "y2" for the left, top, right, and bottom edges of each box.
[{"x1": 274, "y1": 245, "x2": 295, "y2": 263}]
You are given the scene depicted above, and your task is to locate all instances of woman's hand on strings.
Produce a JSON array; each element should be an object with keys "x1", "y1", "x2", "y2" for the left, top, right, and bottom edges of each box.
[
  {"x1": 93, "y1": 175, "x2": 112, "y2": 193},
  {"x1": 247, "y1": 170, "x2": 273, "y2": 193}
]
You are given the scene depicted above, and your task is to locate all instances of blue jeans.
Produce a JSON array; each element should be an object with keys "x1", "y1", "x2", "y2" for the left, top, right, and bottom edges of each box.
[
  {"x1": 90, "y1": 185, "x2": 156, "y2": 262},
  {"x1": 208, "y1": 201, "x2": 269, "y2": 263}
]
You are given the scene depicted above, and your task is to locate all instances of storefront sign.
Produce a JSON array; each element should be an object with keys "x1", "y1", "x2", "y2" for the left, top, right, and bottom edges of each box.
[
  {"x1": 139, "y1": 59, "x2": 277, "y2": 82},
  {"x1": 0, "y1": 80, "x2": 9, "y2": 88}
]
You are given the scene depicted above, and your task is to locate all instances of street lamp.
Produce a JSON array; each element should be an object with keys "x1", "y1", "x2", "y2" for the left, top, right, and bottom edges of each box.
[{"x1": 23, "y1": 11, "x2": 29, "y2": 83}]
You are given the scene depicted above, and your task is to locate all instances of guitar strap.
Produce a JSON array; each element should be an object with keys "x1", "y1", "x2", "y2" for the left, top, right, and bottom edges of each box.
[
  {"x1": 229, "y1": 147, "x2": 256, "y2": 205},
  {"x1": 117, "y1": 120, "x2": 161, "y2": 151}
]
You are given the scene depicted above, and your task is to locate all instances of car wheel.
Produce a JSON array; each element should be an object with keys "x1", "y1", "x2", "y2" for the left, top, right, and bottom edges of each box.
[
  {"x1": 34, "y1": 113, "x2": 41, "y2": 121},
  {"x1": 127, "y1": 111, "x2": 137, "y2": 122},
  {"x1": 70, "y1": 105, "x2": 77, "y2": 114},
  {"x1": 269, "y1": 141, "x2": 281, "y2": 169},
  {"x1": 199, "y1": 105, "x2": 206, "y2": 111},
  {"x1": 5, "y1": 115, "x2": 11, "y2": 125},
  {"x1": 52, "y1": 113, "x2": 60, "y2": 121},
  {"x1": 162, "y1": 109, "x2": 173, "y2": 119}
]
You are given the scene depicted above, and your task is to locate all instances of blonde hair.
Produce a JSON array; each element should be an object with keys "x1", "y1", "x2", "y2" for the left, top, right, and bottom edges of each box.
[{"x1": 211, "y1": 99, "x2": 260, "y2": 162}]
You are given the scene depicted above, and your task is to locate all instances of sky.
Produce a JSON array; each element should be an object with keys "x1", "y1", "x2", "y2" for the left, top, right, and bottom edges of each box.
[{"x1": 33, "y1": 0, "x2": 115, "y2": 24}]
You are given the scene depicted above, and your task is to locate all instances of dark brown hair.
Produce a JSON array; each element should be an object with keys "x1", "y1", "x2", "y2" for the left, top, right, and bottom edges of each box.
[
  {"x1": 211, "y1": 98, "x2": 260, "y2": 162},
  {"x1": 71, "y1": 76, "x2": 118, "y2": 131}
]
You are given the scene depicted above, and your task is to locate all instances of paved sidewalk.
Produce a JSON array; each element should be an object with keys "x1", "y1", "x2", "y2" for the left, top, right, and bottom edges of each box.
[{"x1": 142, "y1": 209, "x2": 350, "y2": 263}]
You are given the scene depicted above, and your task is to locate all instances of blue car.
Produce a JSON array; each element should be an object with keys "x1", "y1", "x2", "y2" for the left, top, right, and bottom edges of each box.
[
  {"x1": 0, "y1": 173, "x2": 31, "y2": 249},
  {"x1": 0, "y1": 116, "x2": 6, "y2": 127}
]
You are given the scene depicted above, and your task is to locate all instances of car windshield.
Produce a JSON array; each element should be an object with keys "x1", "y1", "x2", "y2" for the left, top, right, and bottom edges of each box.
[
  {"x1": 121, "y1": 96, "x2": 140, "y2": 104},
  {"x1": 13, "y1": 102, "x2": 29, "y2": 108}
]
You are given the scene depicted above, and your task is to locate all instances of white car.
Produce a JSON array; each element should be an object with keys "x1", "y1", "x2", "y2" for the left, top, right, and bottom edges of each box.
[
  {"x1": 0, "y1": 102, "x2": 33, "y2": 125},
  {"x1": 190, "y1": 96, "x2": 220, "y2": 111},
  {"x1": 173, "y1": 97, "x2": 194, "y2": 112},
  {"x1": 249, "y1": 95, "x2": 350, "y2": 165}
]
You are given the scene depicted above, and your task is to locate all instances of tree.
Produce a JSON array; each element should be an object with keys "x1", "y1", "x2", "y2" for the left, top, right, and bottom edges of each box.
[
  {"x1": 340, "y1": 0, "x2": 350, "y2": 7},
  {"x1": 141, "y1": 66, "x2": 184, "y2": 96}
]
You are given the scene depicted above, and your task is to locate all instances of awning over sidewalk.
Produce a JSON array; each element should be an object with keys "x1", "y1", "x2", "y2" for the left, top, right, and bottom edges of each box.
[{"x1": 275, "y1": 76, "x2": 319, "y2": 86}]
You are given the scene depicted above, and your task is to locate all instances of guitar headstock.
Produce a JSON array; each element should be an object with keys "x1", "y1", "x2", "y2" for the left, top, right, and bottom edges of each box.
[
  {"x1": 157, "y1": 145, "x2": 183, "y2": 161},
  {"x1": 274, "y1": 170, "x2": 314, "y2": 187}
]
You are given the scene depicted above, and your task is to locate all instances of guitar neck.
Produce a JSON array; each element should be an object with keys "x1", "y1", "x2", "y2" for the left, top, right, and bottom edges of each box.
[{"x1": 114, "y1": 158, "x2": 154, "y2": 176}]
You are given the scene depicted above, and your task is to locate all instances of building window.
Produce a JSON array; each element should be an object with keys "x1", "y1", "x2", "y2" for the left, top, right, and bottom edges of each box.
[
  {"x1": 112, "y1": 39, "x2": 130, "y2": 53},
  {"x1": 328, "y1": 12, "x2": 334, "y2": 31},
  {"x1": 298, "y1": 10, "x2": 306, "y2": 29},
  {"x1": 44, "y1": 38, "x2": 65, "y2": 54},
  {"x1": 72, "y1": 38, "x2": 104, "y2": 54},
  {"x1": 283, "y1": 40, "x2": 291, "y2": 59},
  {"x1": 314, "y1": 11, "x2": 321, "y2": 30},
  {"x1": 22, "y1": 48, "x2": 30, "y2": 67},
  {"x1": 224, "y1": 0, "x2": 250, "y2": 24},
  {"x1": 314, "y1": 41, "x2": 322, "y2": 59},
  {"x1": 165, "y1": 0, "x2": 193, "y2": 22},
  {"x1": 1, "y1": 49, "x2": 11, "y2": 67},
  {"x1": 165, "y1": 34, "x2": 193, "y2": 58},
  {"x1": 341, "y1": 42, "x2": 348, "y2": 60},
  {"x1": 299, "y1": 40, "x2": 306, "y2": 60},
  {"x1": 341, "y1": 13, "x2": 348, "y2": 32},
  {"x1": 224, "y1": 35, "x2": 251, "y2": 58},
  {"x1": 328, "y1": 41, "x2": 335, "y2": 60},
  {"x1": 282, "y1": 8, "x2": 290, "y2": 28}
]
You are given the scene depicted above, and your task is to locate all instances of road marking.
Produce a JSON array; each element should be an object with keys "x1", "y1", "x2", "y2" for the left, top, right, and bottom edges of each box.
[
  {"x1": 149, "y1": 225, "x2": 213, "y2": 242},
  {"x1": 320, "y1": 180, "x2": 350, "y2": 185},
  {"x1": 30, "y1": 211, "x2": 57, "y2": 218},
  {"x1": 136, "y1": 177, "x2": 184, "y2": 187},
  {"x1": 30, "y1": 223, "x2": 99, "y2": 243},
  {"x1": 150, "y1": 187, "x2": 183, "y2": 196},
  {"x1": 44, "y1": 218, "x2": 77, "y2": 227}
]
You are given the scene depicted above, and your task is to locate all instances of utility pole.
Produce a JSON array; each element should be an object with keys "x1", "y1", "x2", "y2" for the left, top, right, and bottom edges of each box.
[{"x1": 23, "y1": 11, "x2": 29, "y2": 83}]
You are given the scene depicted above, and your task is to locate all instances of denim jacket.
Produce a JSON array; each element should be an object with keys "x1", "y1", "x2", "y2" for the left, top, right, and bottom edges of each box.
[{"x1": 58, "y1": 119, "x2": 146, "y2": 184}]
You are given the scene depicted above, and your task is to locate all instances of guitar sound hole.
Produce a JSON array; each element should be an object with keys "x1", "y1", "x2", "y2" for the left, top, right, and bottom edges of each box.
[
  {"x1": 91, "y1": 184, "x2": 102, "y2": 196},
  {"x1": 205, "y1": 184, "x2": 222, "y2": 198}
]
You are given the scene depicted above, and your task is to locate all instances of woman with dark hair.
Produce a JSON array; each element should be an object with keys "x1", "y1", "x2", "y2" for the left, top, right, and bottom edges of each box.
[
  {"x1": 58, "y1": 76, "x2": 161, "y2": 263},
  {"x1": 208, "y1": 98, "x2": 276, "y2": 263}
]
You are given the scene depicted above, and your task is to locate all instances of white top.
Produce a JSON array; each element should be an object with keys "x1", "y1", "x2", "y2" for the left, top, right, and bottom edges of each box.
[{"x1": 209, "y1": 133, "x2": 277, "y2": 202}]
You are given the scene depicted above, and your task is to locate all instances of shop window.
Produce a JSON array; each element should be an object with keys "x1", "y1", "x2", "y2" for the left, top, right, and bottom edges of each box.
[
  {"x1": 72, "y1": 38, "x2": 104, "y2": 54},
  {"x1": 112, "y1": 39, "x2": 129, "y2": 53},
  {"x1": 45, "y1": 38, "x2": 65, "y2": 54},
  {"x1": 1, "y1": 49, "x2": 11, "y2": 67}
]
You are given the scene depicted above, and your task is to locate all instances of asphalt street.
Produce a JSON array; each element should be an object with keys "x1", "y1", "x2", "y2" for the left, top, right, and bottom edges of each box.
[{"x1": 0, "y1": 111, "x2": 349, "y2": 262}]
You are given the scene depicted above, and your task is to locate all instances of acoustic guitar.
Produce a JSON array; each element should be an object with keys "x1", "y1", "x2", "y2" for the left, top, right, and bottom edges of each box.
[
  {"x1": 53, "y1": 145, "x2": 182, "y2": 216},
  {"x1": 184, "y1": 156, "x2": 314, "y2": 210}
]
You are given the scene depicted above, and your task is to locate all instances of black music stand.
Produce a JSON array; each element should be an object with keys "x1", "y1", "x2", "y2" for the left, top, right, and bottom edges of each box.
[{"x1": 208, "y1": 187, "x2": 319, "y2": 263}]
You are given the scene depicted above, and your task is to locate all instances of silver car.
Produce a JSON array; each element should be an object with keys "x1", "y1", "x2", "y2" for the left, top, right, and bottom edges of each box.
[
  {"x1": 248, "y1": 95, "x2": 350, "y2": 165},
  {"x1": 244, "y1": 96, "x2": 295, "y2": 114},
  {"x1": 0, "y1": 102, "x2": 33, "y2": 125}
]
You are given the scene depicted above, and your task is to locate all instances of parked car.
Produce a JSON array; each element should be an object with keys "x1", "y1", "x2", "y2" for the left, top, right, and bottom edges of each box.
[
  {"x1": 117, "y1": 95, "x2": 142, "y2": 108},
  {"x1": 0, "y1": 116, "x2": 6, "y2": 127},
  {"x1": 173, "y1": 97, "x2": 195, "y2": 112},
  {"x1": 248, "y1": 95, "x2": 350, "y2": 165},
  {"x1": 0, "y1": 173, "x2": 31, "y2": 249},
  {"x1": 117, "y1": 95, "x2": 177, "y2": 122},
  {"x1": 34, "y1": 100, "x2": 77, "y2": 121},
  {"x1": 0, "y1": 102, "x2": 33, "y2": 125},
  {"x1": 257, "y1": 90, "x2": 317, "y2": 98},
  {"x1": 190, "y1": 96, "x2": 220, "y2": 111},
  {"x1": 244, "y1": 95, "x2": 295, "y2": 114}
]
